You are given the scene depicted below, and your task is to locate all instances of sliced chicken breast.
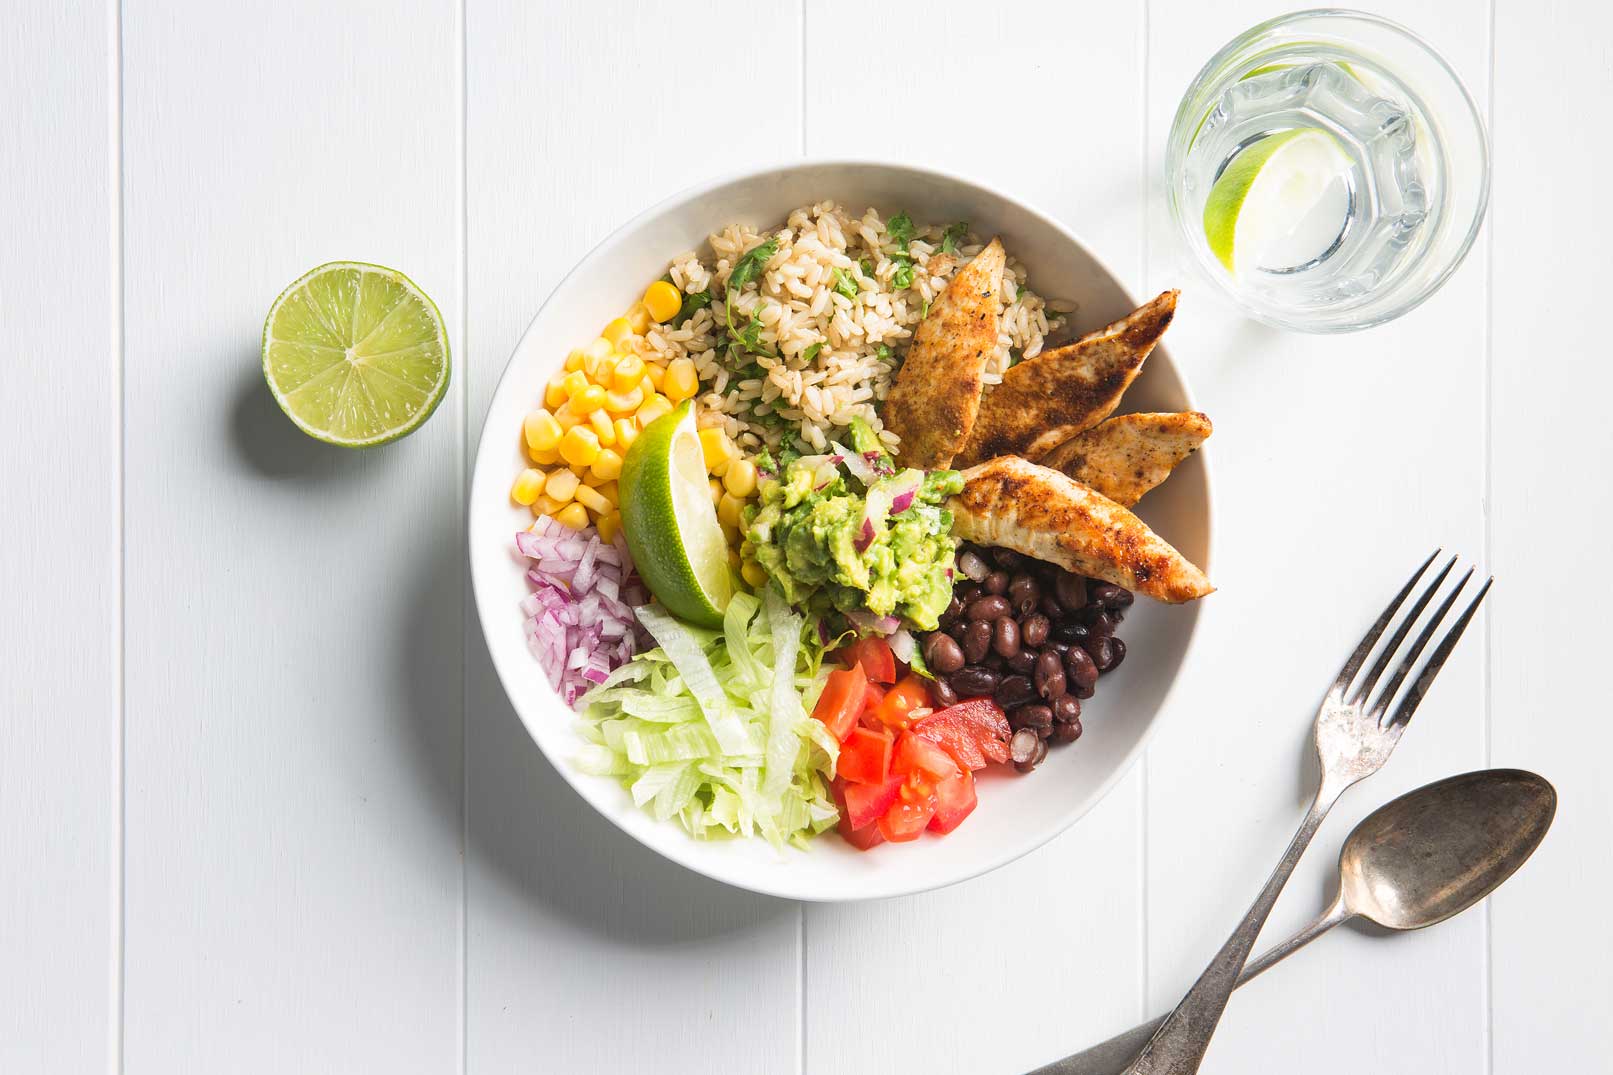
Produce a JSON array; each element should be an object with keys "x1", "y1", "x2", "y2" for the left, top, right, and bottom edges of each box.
[
  {"x1": 883, "y1": 238, "x2": 1006, "y2": 469},
  {"x1": 954, "y1": 290, "x2": 1178, "y2": 468},
  {"x1": 949, "y1": 455, "x2": 1212, "y2": 603},
  {"x1": 1038, "y1": 411, "x2": 1212, "y2": 507}
]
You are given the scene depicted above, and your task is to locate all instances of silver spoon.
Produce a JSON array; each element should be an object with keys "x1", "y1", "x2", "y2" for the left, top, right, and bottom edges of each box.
[{"x1": 1033, "y1": 768, "x2": 1556, "y2": 1075}]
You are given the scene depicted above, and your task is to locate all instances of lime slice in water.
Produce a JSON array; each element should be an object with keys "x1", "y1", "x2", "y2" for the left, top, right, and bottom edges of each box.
[
  {"x1": 619, "y1": 401, "x2": 735, "y2": 628},
  {"x1": 1202, "y1": 127, "x2": 1353, "y2": 277},
  {"x1": 262, "y1": 262, "x2": 450, "y2": 447}
]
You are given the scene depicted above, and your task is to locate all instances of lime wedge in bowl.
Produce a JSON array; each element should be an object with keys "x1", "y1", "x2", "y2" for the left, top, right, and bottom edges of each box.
[
  {"x1": 262, "y1": 262, "x2": 450, "y2": 446},
  {"x1": 619, "y1": 401, "x2": 735, "y2": 628},
  {"x1": 1202, "y1": 127, "x2": 1354, "y2": 277}
]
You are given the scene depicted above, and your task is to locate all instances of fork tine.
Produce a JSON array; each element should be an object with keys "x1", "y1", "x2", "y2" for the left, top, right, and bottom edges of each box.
[
  {"x1": 1348, "y1": 555, "x2": 1458, "y2": 706},
  {"x1": 1330, "y1": 549, "x2": 1441, "y2": 699},
  {"x1": 1372, "y1": 573, "x2": 1492, "y2": 728}
]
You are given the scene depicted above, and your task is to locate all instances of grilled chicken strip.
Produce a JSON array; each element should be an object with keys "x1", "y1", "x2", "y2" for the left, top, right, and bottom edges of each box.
[
  {"x1": 954, "y1": 290, "x2": 1178, "y2": 467},
  {"x1": 884, "y1": 238, "x2": 1006, "y2": 469},
  {"x1": 1038, "y1": 411, "x2": 1212, "y2": 507},
  {"x1": 949, "y1": 455, "x2": 1212, "y2": 603}
]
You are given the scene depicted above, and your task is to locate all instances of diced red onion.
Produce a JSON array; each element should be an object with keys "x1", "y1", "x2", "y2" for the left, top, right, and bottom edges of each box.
[
  {"x1": 888, "y1": 629, "x2": 916, "y2": 663},
  {"x1": 834, "y1": 442, "x2": 878, "y2": 486},
  {"x1": 854, "y1": 518, "x2": 876, "y2": 554},
  {"x1": 514, "y1": 524, "x2": 645, "y2": 706},
  {"x1": 846, "y1": 608, "x2": 901, "y2": 635}
]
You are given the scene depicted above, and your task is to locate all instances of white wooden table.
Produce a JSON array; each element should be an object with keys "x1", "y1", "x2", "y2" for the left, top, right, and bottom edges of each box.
[{"x1": 6, "y1": 2, "x2": 1608, "y2": 1072}]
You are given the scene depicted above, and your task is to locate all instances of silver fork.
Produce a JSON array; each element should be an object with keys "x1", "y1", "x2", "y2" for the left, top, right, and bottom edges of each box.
[{"x1": 1116, "y1": 551, "x2": 1492, "y2": 1075}]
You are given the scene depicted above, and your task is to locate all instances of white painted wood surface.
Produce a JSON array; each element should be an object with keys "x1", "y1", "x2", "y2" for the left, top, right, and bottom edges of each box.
[{"x1": 2, "y1": 1, "x2": 1606, "y2": 1072}]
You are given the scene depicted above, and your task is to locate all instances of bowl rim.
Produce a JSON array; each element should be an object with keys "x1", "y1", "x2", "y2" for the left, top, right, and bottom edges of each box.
[{"x1": 468, "y1": 157, "x2": 1216, "y2": 901}]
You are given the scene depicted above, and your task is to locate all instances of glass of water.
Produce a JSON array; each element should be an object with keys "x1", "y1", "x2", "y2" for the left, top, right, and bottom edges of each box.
[{"x1": 1165, "y1": 9, "x2": 1489, "y2": 332}]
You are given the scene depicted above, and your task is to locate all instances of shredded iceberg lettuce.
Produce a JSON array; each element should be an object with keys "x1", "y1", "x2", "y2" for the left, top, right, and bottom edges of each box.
[{"x1": 575, "y1": 594, "x2": 838, "y2": 849}]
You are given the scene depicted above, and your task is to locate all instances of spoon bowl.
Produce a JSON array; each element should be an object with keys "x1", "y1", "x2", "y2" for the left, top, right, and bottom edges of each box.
[{"x1": 1338, "y1": 768, "x2": 1556, "y2": 931}]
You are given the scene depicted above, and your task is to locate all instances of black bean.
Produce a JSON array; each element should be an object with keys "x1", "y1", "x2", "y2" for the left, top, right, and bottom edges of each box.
[
  {"x1": 1053, "y1": 694, "x2": 1082, "y2": 724},
  {"x1": 961, "y1": 620, "x2": 993, "y2": 663},
  {"x1": 1090, "y1": 582, "x2": 1134, "y2": 609},
  {"x1": 1064, "y1": 646, "x2": 1099, "y2": 692},
  {"x1": 1005, "y1": 649, "x2": 1037, "y2": 675},
  {"x1": 992, "y1": 616, "x2": 1021, "y2": 658},
  {"x1": 992, "y1": 548, "x2": 1028, "y2": 571},
  {"x1": 1085, "y1": 612, "x2": 1115, "y2": 639},
  {"x1": 1047, "y1": 639, "x2": 1071, "y2": 657},
  {"x1": 955, "y1": 580, "x2": 981, "y2": 604},
  {"x1": 1007, "y1": 575, "x2": 1041, "y2": 616},
  {"x1": 951, "y1": 665, "x2": 1000, "y2": 698},
  {"x1": 1051, "y1": 720, "x2": 1082, "y2": 744},
  {"x1": 1053, "y1": 621, "x2": 1089, "y2": 645},
  {"x1": 994, "y1": 674, "x2": 1036, "y2": 710},
  {"x1": 923, "y1": 631, "x2": 966, "y2": 675},
  {"x1": 1019, "y1": 704, "x2": 1053, "y2": 730},
  {"x1": 1072, "y1": 678, "x2": 1095, "y2": 700},
  {"x1": 1107, "y1": 636, "x2": 1127, "y2": 671},
  {"x1": 939, "y1": 594, "x2": 964, "y2": 627},
  {"x1": 1055, "y1": 572, "x2": 1088, "y2": 611},
  {"x1": 1009, "y1": 728, "x2": 1039, "y2": 765},
  {"x1": 965, "y1": 594, "x2": 1011, "y2": 622},
  {"x1": 957, "y1": 550, "x2": 990, "y2": 582},
  {"x1": 1039, "y1": 593, "x2": 1065, "y2": 619},
  {"x1": 932, "y1": 676, "x2": 959, "y2": 708},
  {"x1": 1021, "y1": 612, "x2": 1051, "y2": 648},
  {"x1": 1085, "y1": 634, "x2": 1119, "y2": 673},
  {"x1": 1035, "y1": 650, "x2": 1067, "y2": 700},
  {"x1": 979, "y1": 650, "x2": 1007, "y2": 671},
  {"x1": 983, "y1": 570, "x2": 1010, "y2": 596},
  {"x1": 946, "y1": 619, "x2": 968, "y2": 643},
  {"x1": 1016, "y1": 736, "x2": 1049, "y2": 772}
]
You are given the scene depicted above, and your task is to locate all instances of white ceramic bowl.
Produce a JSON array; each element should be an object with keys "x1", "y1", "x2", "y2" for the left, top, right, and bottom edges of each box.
[{"x1": 469, "y1": 161, "x2": 1212, "y2": 902}]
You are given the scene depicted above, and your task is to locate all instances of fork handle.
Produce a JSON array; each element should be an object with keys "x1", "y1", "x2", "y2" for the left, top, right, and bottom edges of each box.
[{"x1": 1120, "y1": 787, "x2": 1340, "y2": 1075}]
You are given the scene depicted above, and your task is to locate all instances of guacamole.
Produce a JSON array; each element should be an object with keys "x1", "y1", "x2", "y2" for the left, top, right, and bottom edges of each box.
[{"x1": 743, "y1": 421, "x2": 963, "y2": 631}]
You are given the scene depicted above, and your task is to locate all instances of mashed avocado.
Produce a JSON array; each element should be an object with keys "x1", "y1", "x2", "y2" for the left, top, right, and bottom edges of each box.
[{"x1": 744, "y1": 420, "x2": 963, "y2": 631}]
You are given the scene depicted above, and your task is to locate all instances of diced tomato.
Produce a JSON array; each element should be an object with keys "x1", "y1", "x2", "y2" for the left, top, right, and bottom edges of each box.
[
  {"x1": 838, "y1": 814, "x2": 886, "y2": 850},
  {"x1": 841, "y1": 773, "x2": 904, "y2": 831},
  {"x1": 928, "y1": 768, "x2": 978, "y2": 834},
  {"x1": 874, "y1": 674, "x2": 933, "y2": 730},
  {"x1": 912, "y1": 700, "x2": 1013, "y2": 769},
  {"x1": 837, "y1": 725, "x2": 893, "y2": 785},
  {"x1": 862, "y1": 681, "x2": 887, "y2": 715},
  {"x1": 892, "y1": 730, "x2": 963, "y2": 783},
  {"x1": 877, "y1": 777, "x2": 938, "y2": 842},
  {"x1": 841, "y1": 637, "x2": 896, "y2": 684},
  {"x1": 812, "y1": 663, "x2": 868, "y2": 742}
]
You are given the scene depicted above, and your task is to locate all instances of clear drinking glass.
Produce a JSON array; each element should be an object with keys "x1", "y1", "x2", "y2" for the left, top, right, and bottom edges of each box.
[{"x1": 1165, "y1": 10, "x2": 1489, "y2": 332}]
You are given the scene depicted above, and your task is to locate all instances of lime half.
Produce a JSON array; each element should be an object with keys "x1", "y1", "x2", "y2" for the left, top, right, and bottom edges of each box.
[
  {"x1": 262, "y1": 262, "x2": 450, "y2": 446},
  {"x1": 1202, "y1": 127, "x2": 1353, "y2": 276},
  {"x1": 618, "y1": 401, "x2": 735, "y2": 628}
]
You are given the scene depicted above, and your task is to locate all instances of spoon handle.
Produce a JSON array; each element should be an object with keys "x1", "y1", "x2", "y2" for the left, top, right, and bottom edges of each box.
[
  {"x1": 1117, "y1": 788, "x2": 1339, "y2": 1075},
  {"x1": 1032, "y1": 900, "x2": 1354, "y2": 1075}
]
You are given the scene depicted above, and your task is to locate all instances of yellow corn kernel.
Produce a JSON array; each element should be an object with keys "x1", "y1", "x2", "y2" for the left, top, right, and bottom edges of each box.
[
  {"x1": 595, "y1": 480, "x2": 619, "y2": 507},
  {"x1": 582, "y1": 350, "x2": 611, "y2": 384},
  {"x1": 643, "y1": 280, "x2": 683, "y2": 323},
  {"x1": 544, "y1": 468, "x2": 580, "y2": 504},
  {"x1": 564, "y1": 349, "x2": 587, "y2": 372},
  {"x1": 612, "y1": 354, "x2": 645, "y2": 391},
  {"x1": 728, "y1": 548, "x2": 743, "y2": 574},
  {"x1": 601, "y1": 317, "x2": 634, "y2": 347},
  {"x1": 636, "y1": 394, "x2": 673, "y2": 426},
  {"x1": 613, "y1": 418, "x2": 638, "y2": 450},
  {"x1": 717, "y1": 493, "x2": 745, "y2": 530},
  {"x1": 626, "y1": 302, "x2": 653, "y2": 335},
  {"x1": 574, "y1": 484, "x2": 611, "y2": 515},
  {"x1": 554, "y1": 502, "x2": 590, "y2": 531},
  {"x1": 710, "y1": 479, "x2": 723, "y2": 505},
  {"x1": 590, "y1": 448, "x2": 623, "y2": 482},
  {"x1": 562, "y1": 370, "x2": 590, "y2": 400},
  {"x1": 533, "y1": 493, "x2": 564, "y2": 516},
  {"x1": 559, "y1": 426, "x2": 601, "y2": 468},
  {"x1": 596, "y1": 511, "x2": 622, "y2": 544},
  {"x1": 589, "y1": 409, "x2": 616, "y2": 446},
  {"x1": 741, "y1": 559, "x2": 768, "y2": 588},
  {"x1": 583, "y1": 336, "x2": 613, "y2": 362},
  {"x1": 523, "y1": 408, "x2": 563, "y2": 453},
  {"x1": 710, "y1": 457, "x2": 730, "y2": 478},
  {"x1": 510, "y1": 468, "x2": 546, "y2": 505},
  {"x1": 556, "y1": 407, "x2": 583, "y2": 431},
  {"x1": 643, "y1": 362, "x2": 666, "y2": 391},
  {"x1": 665, "y1": 357, "x2": 699, "y2": 402},
  {"x1": 544, "y1": 376, "x2": 569, "y2": 409},
  {"x1": 723, "y1": 459, "x2": 758, "y2": 498},
  {"x1": 605, "y1": 385, "x2": 644, "y2": 415},
  {"x1": 721, "y1": 521, "x2": 741, "y2": 548},
  {"x1": 699, "y1": 427, "x2": 738, "y2": 470},
  {"x1": 580, "y1": 469, "x2": 605, "y2": 487},
  {"x1": 571, "y1": 383, "x2": 607, "y2": 413}
]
